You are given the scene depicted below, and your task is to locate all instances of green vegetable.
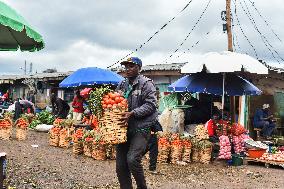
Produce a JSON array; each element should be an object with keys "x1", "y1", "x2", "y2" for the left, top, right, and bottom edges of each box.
[{"x1": 29, "y1": 120, "x2": 42, "y2": 129}]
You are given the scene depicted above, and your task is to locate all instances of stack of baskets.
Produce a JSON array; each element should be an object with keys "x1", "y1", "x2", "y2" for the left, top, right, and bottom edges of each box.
[
  {"x1": 182, "y1": 138, "x2": 192, "y2": 163},
  {"x1": 99, "y1": 109, "x2": 127, "y2": 144},
  {"x1": 72, "y1": 128, "x2": 84, "y2": 155},
  {"x1": 83, "y1": 138, "x2": 93, "y2": 157},
  {"x1": 170, "y1": 135, "x2": 183, "y2": 164},
  {"x1": 59, "y1": 128, "x2": 72, "y2": 148}
]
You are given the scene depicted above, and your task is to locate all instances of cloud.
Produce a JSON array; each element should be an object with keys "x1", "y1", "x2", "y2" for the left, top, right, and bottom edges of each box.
[{"x1": 1, "y1": 0, "x2": 284, "y2": 74}]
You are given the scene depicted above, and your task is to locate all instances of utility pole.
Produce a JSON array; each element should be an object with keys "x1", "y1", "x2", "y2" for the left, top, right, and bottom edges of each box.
[{"x1": 226, "y1": 0, "x2": 236, "y2": 123}]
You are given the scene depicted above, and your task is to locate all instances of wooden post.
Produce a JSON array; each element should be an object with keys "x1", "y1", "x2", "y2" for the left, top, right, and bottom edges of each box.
[
  {"x1": 226, "y1": 0, "x2": 236, "y2": 122},
  {"x1": 226, "y1": 0, "x2": 233, "y2": 52}
]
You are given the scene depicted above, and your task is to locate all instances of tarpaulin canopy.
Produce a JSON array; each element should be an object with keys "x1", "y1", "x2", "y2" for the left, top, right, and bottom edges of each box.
[
  {"x1": 59, "y1": 67, "x2": 123, "y2": 88},
  {"x1": 0, "y1": 1, "x2": 44, "y2": 51},
  {"x1": 168, "y1": 73, "x2": 261, "y2": 96}
]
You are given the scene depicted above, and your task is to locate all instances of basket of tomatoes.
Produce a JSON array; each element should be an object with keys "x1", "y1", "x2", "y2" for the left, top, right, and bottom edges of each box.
[
  {"x1": 0, "y1": 118, "x2": 13, "y2": 140},
  {"x1": 15, "y1": 117, "x2": 29, "y2": 140},
  {"x1": 99, "y1": 91, "x2": 128, "y2": 145}
]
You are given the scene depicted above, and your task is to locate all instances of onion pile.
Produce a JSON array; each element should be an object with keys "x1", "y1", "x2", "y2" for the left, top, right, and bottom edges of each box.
[
  {"x1": 232, "y1": 134, "x2": 250, "y2": 154},
  {"x1": 218, "y1": 135, "x2": 231, "y2": 159},
  {"x1": 195, "y1": 125, "x2": 209, "y2": 141}
]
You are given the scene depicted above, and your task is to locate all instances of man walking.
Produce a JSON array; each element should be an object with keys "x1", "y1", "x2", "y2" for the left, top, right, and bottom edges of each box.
[{"x1": 116, "y1": 57, "x2": 158, "y2": 189}]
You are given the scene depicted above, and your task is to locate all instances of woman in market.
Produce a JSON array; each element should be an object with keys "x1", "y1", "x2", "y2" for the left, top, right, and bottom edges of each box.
[
  {"x1": 72, "y1": 90, "x2": 84, "y2": 122},
  {"x1": 50, "y1": 94, "x2": 70, "y2": 119}
]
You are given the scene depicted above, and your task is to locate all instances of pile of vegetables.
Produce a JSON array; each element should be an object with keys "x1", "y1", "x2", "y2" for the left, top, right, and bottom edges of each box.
[
  {"x1": 218, "y1": 135, "x2": 232, "y2": 159},
  {"x1": 0, "y1": 118, "x2": 12, "y2": 129},
  {"x1": 170, "y1": 134, "x2": 183, "y2": 163},
  {"x1": 215, "y1": 122, "x2": 231, "y2": 137},
  {"x1": 157, "y1": 134, "x2": 171, "y2": 163},
  {"x1": 73, "y1": 128, "x2": 84, "y2": 142},
  {"x1": 232, "y1": 134, "x2": 250, "y2": 154},
  {"x1": 29, "y1": 110, "x2": 55, "y2": 129},
  {"x1": 260, "y1": 151, "x2": 284, "y2": 162},
  {"x1": 15, "y1": 117, "x2": 29, "y2": 129},
  {"x1": 231, "y1": 123, "x2": 246, "y2": 136},
  {"x1": 101, "y1": 92, "x2": 128, "y2": 110},
  {"x1": 194, "y1": 124, "x2": 209, "y2": 140},
  {"x1": 87, "y1": 86, "x2": 111, "y2": 118}
]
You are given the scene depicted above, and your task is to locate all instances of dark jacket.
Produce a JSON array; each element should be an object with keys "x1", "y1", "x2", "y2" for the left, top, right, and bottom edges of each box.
[
  {"x1": 116, "y1": 75, "x2": 158, "y2": 133},
  {"x1": 53, "y1": 98, "x2": 70, "y2": 118}
]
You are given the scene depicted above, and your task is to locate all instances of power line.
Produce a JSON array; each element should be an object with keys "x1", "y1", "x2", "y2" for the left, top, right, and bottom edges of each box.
[
  {"x1": 164, "y1": 0, "x2": 212, "y2": 63},
  {"x1": 247, "y1": 0, "x2": 282, "y2": 43},
  {"x1": 242, "y1": 0, "x2": 284, "y2": 62},
  {"x1": 238, "y1": 0, "x2": 279, "y2": 62},
  {"x1": 107, "y1": 0, "x2": 194, "y2": 68},
  {"x1": 175, "y1": 31, "x2": 211, "y2": 59},
  {"x1": 233, "y1": 0, "x2": 258, "y2": 58}
]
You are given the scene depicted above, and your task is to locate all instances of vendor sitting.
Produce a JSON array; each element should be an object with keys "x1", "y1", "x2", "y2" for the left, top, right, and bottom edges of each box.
[
  {"x1": 81, "y1": 110, "x2": 98, "y2": 130},
  {"x1": 205, "y1": 113, "x2": 228, "y2": 142},
  {"x1": 253, "y1": 104, "x2": 276, "y2": 139}
]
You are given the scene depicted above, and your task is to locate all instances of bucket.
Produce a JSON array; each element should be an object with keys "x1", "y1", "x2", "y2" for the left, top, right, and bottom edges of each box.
[
  {"x1": 232, "y1": 154, "x2": 243, "y2": 166},
  {"x1": 247, "y1": 148, "x2": 266, "y2": 158}
]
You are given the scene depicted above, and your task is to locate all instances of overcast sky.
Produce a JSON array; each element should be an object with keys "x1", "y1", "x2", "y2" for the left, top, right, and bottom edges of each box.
[{"x1": 1, "y1": 0, "x2": 284, "y2": 75}]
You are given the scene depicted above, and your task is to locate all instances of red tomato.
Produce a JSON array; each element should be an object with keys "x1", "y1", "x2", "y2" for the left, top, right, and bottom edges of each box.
[
  {"x1": 119, "y1": 97, "x2": 125, "y2": 102},
  {"x1": 101, "y1": 101, "x2": 104, "y2": 104},
  {"x1": 104, "y1": 95, "x2": 109, "y2": 99},
  {"x1": 112, "y1": 104, "x2": 117, "y2": 109},
  {"x1": 115, "y1": 97, "x2": 121, "y2": 103},
  {"x1": 107, "y1": 104, "x2": 112, "y2": 108},
  {"x1": 102, "y1": 104, "x2": 107, "y2": 108}
]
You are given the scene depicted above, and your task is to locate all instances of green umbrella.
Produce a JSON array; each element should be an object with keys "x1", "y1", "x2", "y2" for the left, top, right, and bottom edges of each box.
[{"x1": 0, "y1": 1, "x2": 44, "y2": 51}]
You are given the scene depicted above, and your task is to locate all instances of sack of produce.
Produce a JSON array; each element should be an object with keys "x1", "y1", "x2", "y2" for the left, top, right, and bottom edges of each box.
[
  {"x1": 182, "y1": 138, "x2": 192, "y2": 163},
  {"x1": 231, "y1": 123, "x2": 246, "y2": 136},
  {"x1": 157, "y1": 134, "x2": 171, "y2": 163},
  {"x1": 195, "y1": 125, "x2": 209, "y2": 141},
  {"x1": 71, "y1": 128, "x2": 83, "y2": 154},
  {"x1": 49, "y1": 127, "x2": 61, "y2": 146},
  {"x1": 15, "y1": 117, "x2": 29, "y2": 140},
  {"x1": 92, "y1": 141, "x2": 106, "y2": 160},
  {"x1": 35, "y1": 124, "x2": 53, "y2": 132},
  {"x1": 59, "y1": 128, "x2": 72, "y2": 148},
  {"x1": 83, "y1": 131, "x2": 94, "y2": 157},
  {"x1": 199, "y1": 140, "x2": 212, "y2": 164},
  {"x1": 218, "y1": 135, "x2": 231, "y2": 160},
  {"x1": 0, "y1": 118, "x2": 12, "y2": 140},
  {"x1": 170, "y1": 134, "x2": 183, "y2": 164}
]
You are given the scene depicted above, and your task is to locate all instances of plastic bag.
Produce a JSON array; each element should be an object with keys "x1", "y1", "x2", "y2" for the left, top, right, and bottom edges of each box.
[{"x1": 35, "y1": 124, "x2": 53, "y2": 132}]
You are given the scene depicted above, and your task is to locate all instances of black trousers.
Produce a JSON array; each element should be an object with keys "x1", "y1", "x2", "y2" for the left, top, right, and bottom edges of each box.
[
  {"x1": 146, "y1": 134, "x2": 158, "y2": 171},
  {"x1": 116, "y1": 131, "x2": 150, "y2": 189}
]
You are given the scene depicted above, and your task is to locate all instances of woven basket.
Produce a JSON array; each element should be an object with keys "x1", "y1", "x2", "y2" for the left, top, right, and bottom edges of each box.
[
  {"x1": 106, "y1": 144, "x2": 116, "y2": 160},
  {"x1": 73, "y1": 141, "x2": 83, "y2": 155},
  {"x1": 16, "y1": 128, "x2": 27, "y2": 140},
  {"x1": 49, "y1": 131, "x2": 60, "y2": 147},
  {"x1": 191, "y1": 148, "x2": 201, "y2": 162},
  {"x1": 92, "y1": 143, "x2": 106, "y2": 160},
  {"x1": 59, "y1": 129, "x2": 71, "y2": 148},
  {"x1": 100, "y1": 109, "x2": 127, "y2": 145},
  {"x1": 83, "y1": 141, "x2": 93, "y2": 157},
  {"x1": 170, "y1": 145, "x2": 183, "y2": 164},
  {"x1": 157, "y1": 145, "x2": 170, "y2": 163},
  {"x1": 0, "y1": 128, "x2": 11, "y2": 140},
  {"x1": 182, "y1": 146, "x2": 192, "y2": 163},
  {"x1": 199, "y1": 147, "x2": 212, "y2": 164}
]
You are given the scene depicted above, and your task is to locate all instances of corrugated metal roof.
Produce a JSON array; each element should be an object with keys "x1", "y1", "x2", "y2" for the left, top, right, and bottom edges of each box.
[
  {"x1": 0, "y1": 71, "x2": 73, "y2": 80},
  {"x1": 142, "y1": 62, "x2": 187, "y2": 71}
]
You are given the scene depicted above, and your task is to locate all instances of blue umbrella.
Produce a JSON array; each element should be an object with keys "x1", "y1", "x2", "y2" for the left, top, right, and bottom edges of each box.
[
  {"x1": 168, "y1": 73, "x2": 261, "y2": 96},
  {"x1": 59, "y1": 67, "x2": 123, "y2": 88}
]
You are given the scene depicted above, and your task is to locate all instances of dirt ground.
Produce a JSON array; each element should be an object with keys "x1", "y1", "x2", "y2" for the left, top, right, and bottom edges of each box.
[{"x1": 0, "y1": 130, "x2": 283, "y2": 189}]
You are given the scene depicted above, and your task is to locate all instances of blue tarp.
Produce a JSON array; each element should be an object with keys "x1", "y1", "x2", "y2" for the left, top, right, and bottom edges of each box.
[
  {"x1": 59, "y1": 67, "x2": 123, "y2": 88},
  {"x1": 168, "y1": 73, "x2": 261, "y2": 96}
]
